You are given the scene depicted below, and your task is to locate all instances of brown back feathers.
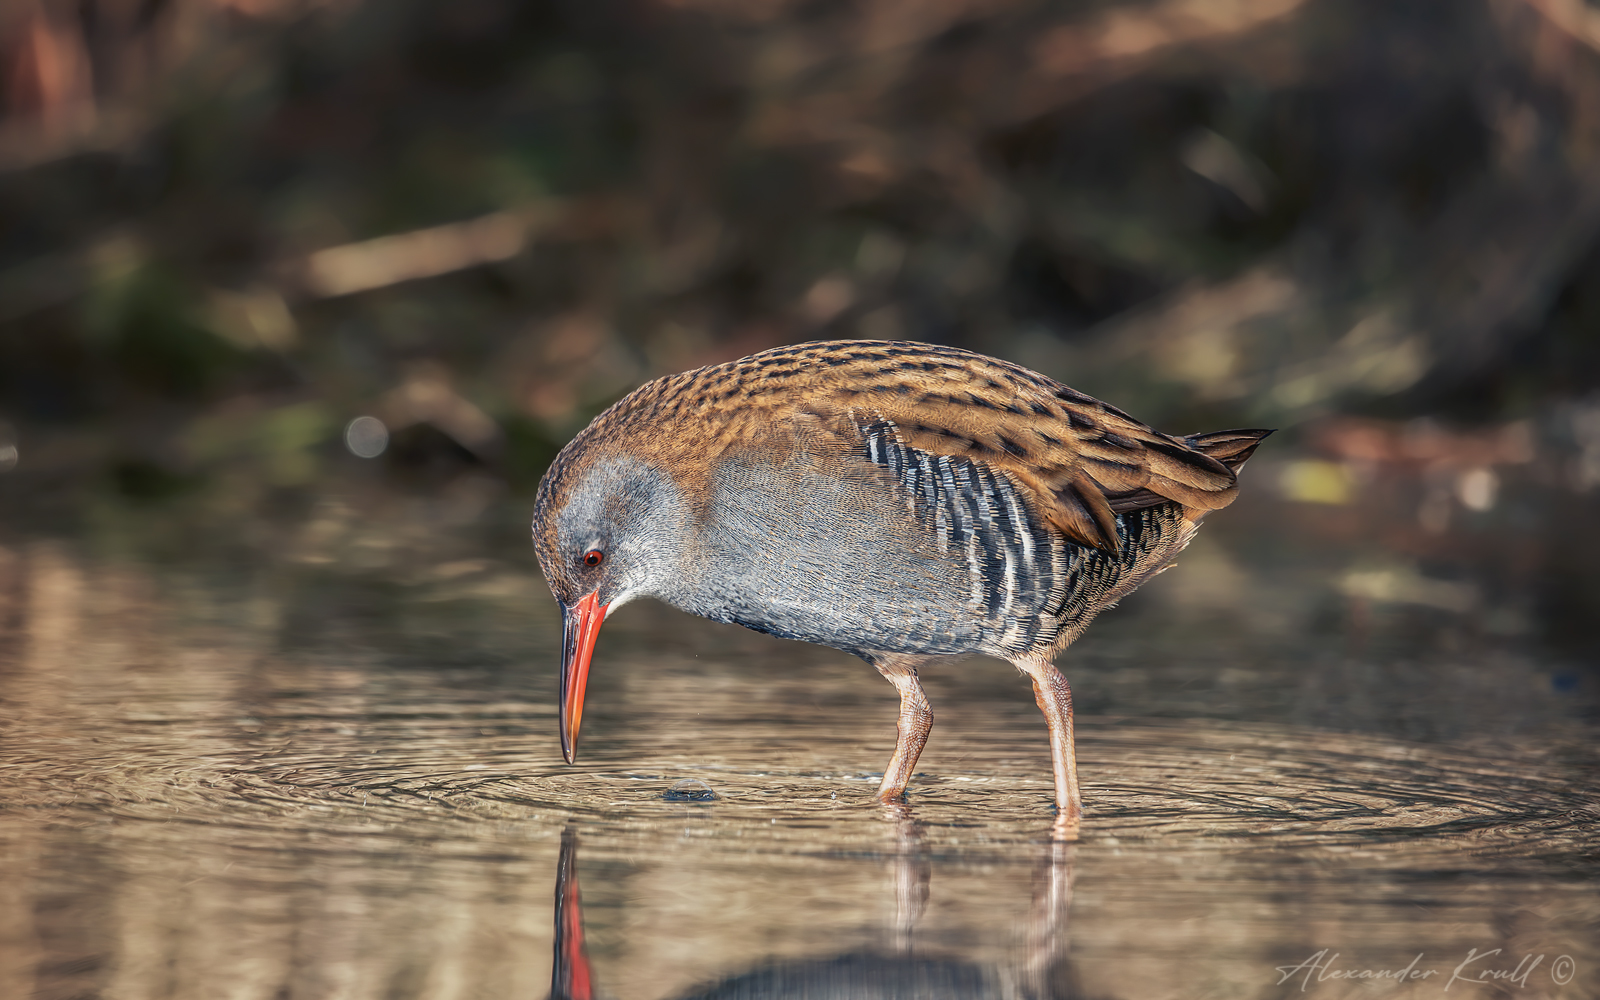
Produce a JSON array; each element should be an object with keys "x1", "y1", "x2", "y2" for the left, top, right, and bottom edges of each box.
[{"x1": 541, "y1": 340, "x2": 1273, "y2": 554}]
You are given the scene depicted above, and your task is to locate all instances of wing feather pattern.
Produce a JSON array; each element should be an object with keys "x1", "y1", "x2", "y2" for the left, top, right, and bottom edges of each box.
[
  {"x1": 553, "y1": 339, "x2": 1272, "y2": 554},
  {"x1": 758, "y1": 343, "x2": 1270, "y2": 552}
]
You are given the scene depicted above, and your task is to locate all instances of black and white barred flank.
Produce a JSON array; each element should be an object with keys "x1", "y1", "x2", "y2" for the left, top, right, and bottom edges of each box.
[{"x1": 861, "y1": 417, "x2": 1190, "y2": 656}]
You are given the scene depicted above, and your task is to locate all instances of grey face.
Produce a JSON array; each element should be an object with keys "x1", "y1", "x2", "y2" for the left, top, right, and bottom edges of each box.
[{"x1": 534, "y1": 457, "x2": 691, "y2": 612}]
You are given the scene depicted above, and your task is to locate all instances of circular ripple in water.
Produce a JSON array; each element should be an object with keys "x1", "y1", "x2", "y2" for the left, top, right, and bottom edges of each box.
[{"x1": 9, "y1": 715, "x2": 1592, "y2": 866}]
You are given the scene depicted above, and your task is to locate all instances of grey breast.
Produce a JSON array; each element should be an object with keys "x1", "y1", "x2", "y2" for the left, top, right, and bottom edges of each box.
[{"x1": 687, "y1": 433, "x2": 985, "y2": 655}]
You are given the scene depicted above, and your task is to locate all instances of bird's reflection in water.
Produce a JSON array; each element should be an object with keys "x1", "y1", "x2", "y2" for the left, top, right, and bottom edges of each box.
[
  {"x1": 550, "y1": 809, "x2": 1090, "y2": 1000},
  {"x1": 551, "y1": 826, "x2": 597, "y2": 1000}
]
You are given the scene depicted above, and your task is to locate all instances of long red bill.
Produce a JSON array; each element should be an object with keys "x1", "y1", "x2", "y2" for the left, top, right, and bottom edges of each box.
[{"x1": 559, "y1": 591, "x2": 608, "y2": 764}]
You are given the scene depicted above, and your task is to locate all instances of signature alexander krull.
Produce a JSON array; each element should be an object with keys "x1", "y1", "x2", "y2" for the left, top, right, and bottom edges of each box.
[{"x1": 1274, "y1": 948, "x2": 1578, "y2": 992}]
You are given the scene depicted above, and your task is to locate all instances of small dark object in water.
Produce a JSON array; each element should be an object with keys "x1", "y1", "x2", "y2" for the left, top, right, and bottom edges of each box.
[{"x1": 663, "y1": 778, "x2": 718, "y2": 802}]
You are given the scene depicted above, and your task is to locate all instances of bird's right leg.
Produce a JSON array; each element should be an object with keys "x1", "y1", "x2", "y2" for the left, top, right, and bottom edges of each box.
[
  {"x1": 864, "y1": 652, "x2": 935, "y2": 802},
  {"x1": 1016, "y1": 656, "x2": 1082, "y2": 839}
]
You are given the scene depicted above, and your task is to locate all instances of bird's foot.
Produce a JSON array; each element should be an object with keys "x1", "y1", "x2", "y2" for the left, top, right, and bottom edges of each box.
[
  {"x1": 878, "y1": 798, "x2": 918, "y2": 828},
  {"x1": 1049, "y1": 809, "x2": 1082, "y2": 843}
]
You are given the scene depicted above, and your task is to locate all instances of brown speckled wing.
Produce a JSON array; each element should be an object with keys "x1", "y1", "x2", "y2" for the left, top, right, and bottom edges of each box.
[
  {"x1": 546, "y1": 340, "x2": 1265, "y2": 554},
  {"x1": 782, "y1": 350, "x2": 1242, "y2": 551}
]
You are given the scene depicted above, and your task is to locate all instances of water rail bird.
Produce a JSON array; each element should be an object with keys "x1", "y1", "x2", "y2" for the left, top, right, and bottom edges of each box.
[{"x1": 532, "y1": 339, "x2": 1270, "y2": 836}]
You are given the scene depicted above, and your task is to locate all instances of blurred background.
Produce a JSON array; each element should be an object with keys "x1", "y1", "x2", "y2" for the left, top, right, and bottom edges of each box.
[{"x1": 4, "y1": 0, "x2": 1600, "y2": 663}]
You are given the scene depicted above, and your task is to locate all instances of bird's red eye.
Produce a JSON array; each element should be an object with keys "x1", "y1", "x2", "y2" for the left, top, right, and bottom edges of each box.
[{"x1": 583, "y1": 549, "x2": 604, "y2": 568}]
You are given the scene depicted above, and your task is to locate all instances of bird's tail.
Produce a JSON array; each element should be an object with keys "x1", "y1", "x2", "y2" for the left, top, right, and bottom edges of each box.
[{"x1": 1184, "y1": 428, "x2": 1275, "y2": 473}]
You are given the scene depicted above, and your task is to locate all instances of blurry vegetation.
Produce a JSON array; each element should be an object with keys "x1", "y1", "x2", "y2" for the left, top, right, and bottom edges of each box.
[{"x1": 2, "y1": 0, "x2": 1600, "y2": 652}]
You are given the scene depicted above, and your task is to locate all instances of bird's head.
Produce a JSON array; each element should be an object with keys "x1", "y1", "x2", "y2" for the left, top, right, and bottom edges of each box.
[{"x1": 533, "y1": 450, "x2": 689, "y2": 764}]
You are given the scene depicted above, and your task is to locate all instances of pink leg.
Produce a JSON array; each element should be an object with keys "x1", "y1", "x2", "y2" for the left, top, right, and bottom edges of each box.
[
  {"x1": 1016, "y1": 657, "x2": 1082, "y2": 839},
  {"x1": 868, "y1": 653, "x2": 934, "y2": 802}
]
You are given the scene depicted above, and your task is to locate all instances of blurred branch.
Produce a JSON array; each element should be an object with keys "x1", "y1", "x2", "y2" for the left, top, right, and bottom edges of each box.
[
  {"x1": 293, "y1": 205, "x2": 558, "y2": 299},
  {"x1": 0, "y1": 0, "x2": 101, "y2": 171},
  {"x1": 1032, "y1": 0, "x2": 1308, "y2": 77},
  {"x1": 1519, "y1": 0, "x2": 1600, "y2": 52}
]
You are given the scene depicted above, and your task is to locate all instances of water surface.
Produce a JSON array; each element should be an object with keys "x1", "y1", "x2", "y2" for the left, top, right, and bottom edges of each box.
[{"x1": 1, "y1": 479, "x2": 1596, "y2": 999}]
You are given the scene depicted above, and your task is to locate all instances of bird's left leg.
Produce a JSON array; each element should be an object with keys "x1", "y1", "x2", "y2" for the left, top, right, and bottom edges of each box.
[
  {"x1": 864, "y1": 652, "x2": 935, "y2": 802},
  {"x1": 1016, "y1": 656, "x2": 1082, "y2": 838}
]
